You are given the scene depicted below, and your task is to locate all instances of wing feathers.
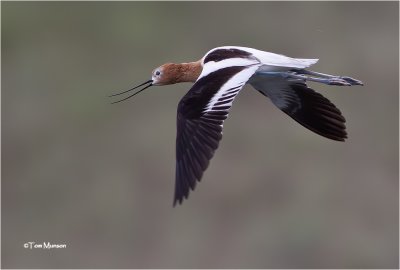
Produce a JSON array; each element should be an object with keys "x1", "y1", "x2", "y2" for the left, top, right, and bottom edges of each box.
[
  {"x1": 250, "y1": 76, "x2": 347, "y2": 141},
  {"x1": 282, "y1": 83, "x2": 347, "y2": 141},
  {"x1": 174, "y1": 64, "x2": 260, "y2": 206}
]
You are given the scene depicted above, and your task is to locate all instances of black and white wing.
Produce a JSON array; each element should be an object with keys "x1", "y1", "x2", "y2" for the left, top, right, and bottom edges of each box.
[
  {"x1": 250, "y1": 75, "x2": 347, "y2": 141},
  {"x1": 174, "y1": 63, "x2": 260, "y2": 206}
]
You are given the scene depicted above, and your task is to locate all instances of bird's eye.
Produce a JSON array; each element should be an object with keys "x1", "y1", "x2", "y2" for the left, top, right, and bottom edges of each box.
[{"x1": 155, "y1": 70, "x2": 161, "y2": 76}]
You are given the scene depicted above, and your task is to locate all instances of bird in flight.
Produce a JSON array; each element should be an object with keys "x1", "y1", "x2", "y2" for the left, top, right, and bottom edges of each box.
[{"x1": 110, "y1": 46, "x2": 363, "y2": 206}]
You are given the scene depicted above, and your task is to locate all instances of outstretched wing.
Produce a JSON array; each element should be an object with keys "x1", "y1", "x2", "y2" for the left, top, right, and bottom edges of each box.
[
  {"x1": 174, "y1": 64, "x2": 260, "y2": 206},
  {"x1": 250, "y1": 75, "x2": 347, "y2": 141}
]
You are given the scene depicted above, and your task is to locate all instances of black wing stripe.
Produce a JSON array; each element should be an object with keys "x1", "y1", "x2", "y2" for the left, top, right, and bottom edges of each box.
[
  {"x1": 222, "y1": 90, "x2": 240, "y2": 97},
  {"x1": 204, "y1": 48, "x2": 254, "y2": 63},
  {"x1": 222, "y1": 89, "x2": 241, "y2": 96},
  {"x1": 214, "y1": 98, "x2": 235, "y2": 107},
  {"x1": 210, "y1": 105, "x2": 231, "y2": 111},
  {"x1": 204, "y1": 110, "x2": 227, "y2": 116},
  {"x1": 219, "y1": 93, "x2": 238, "y2": 102}
]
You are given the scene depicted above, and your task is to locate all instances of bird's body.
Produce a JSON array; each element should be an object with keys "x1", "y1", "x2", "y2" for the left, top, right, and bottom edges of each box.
[{"x1": 110, "y1": 46, "x2": 363, "y2": 206}]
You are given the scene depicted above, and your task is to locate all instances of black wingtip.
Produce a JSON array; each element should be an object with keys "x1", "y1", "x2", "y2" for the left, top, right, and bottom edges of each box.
[
  {"x1": 173, "y1": 197, "x2": 182, "y2": 208},
  {"x1": 277, "y1": 83, "x2": 349, "y2": 142}
]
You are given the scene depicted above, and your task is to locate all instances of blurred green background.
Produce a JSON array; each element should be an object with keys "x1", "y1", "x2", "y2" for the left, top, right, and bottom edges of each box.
[{"x1": 2, "y1": 1, "x2": 398, "y2": 269}]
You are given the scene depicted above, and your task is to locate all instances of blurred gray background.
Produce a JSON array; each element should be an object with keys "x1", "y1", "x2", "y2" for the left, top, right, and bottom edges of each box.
[{"x1": 2, "y1": 2, "x2": 398, "y2": 269}]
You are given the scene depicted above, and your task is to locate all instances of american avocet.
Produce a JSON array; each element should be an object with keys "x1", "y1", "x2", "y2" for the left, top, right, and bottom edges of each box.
[{"x1": 110, "y1": 46, "x2": 363, "y2": 206}]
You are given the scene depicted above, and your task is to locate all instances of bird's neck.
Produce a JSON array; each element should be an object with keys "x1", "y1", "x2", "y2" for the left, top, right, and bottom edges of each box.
[{"x1": 175, "y1": 60, "x2": 202, "y2": 83}]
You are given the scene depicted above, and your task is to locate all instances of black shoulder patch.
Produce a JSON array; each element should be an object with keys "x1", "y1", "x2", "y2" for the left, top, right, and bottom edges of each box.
[{"x1": 204, "y1": 48, "x2": 253, "y2": 63}]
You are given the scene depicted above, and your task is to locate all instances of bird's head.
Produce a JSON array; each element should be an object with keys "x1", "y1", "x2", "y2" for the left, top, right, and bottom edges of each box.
[
  {"x1": 152, "y1": 62, "x2": 202, "y2": 85},
  {"x1": 109, "y1": 61, "x2": 202, "y2": 104},
  {"x1": 151, "y1": 63, "x2": 178, "y2": 86}
]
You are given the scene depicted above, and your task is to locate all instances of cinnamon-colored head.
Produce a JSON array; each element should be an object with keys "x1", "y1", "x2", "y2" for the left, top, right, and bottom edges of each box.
[
  {"x1": 109, "y1": 60, "x2": 202, "y2": 104},
  {"x1": 151, "y1": 61, "x2": 202, "y2": 86}
]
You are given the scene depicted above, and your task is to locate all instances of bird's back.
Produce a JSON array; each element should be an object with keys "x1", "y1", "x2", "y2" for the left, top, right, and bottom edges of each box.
[{"x1": 211, "y1": 46, "x2": 318, "y2": 71}]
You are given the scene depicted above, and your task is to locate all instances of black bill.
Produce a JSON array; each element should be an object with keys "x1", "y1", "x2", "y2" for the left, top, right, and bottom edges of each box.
[{"x1": 110, "y1": 79, "x2": 153, "y2": 104}]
